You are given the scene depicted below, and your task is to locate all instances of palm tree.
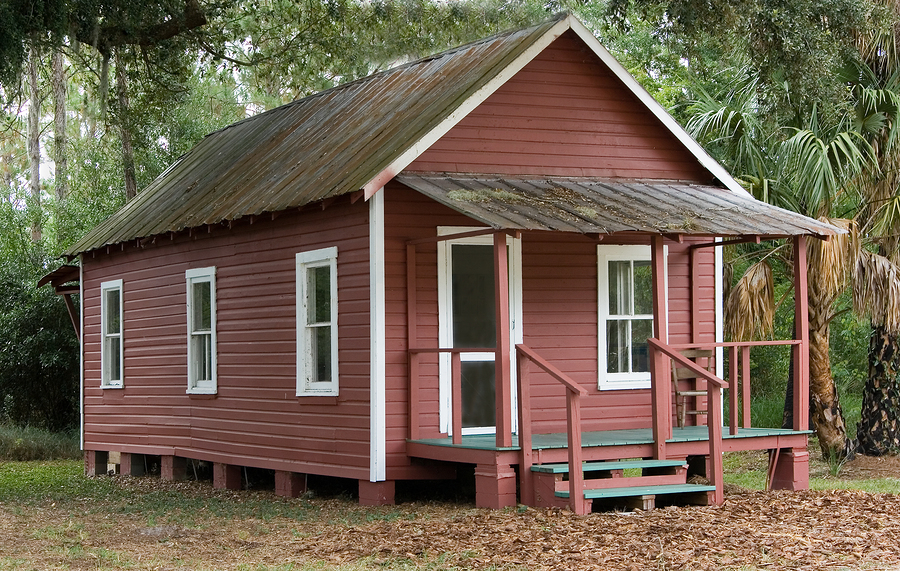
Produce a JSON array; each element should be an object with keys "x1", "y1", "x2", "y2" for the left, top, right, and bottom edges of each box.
[{"x1": 688, "y1": 72, "x2": 881, "y2": 460}]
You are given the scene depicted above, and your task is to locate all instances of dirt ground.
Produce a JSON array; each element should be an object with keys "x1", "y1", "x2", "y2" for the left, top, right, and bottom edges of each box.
[{"x1": 1, "y1": 454, "x2": 900, "y2": 570}]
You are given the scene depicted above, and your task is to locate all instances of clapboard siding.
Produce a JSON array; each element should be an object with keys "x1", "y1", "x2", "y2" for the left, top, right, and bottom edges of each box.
[
  {"x1": 407, "y1": 31, "x2": 712, "y2": 182},
  {"x1": 382, "y1": 183, "x2": 720, "y2": 443},
  {"x1": 82, "y1": 196, "x2": 371, "y2": 480}
]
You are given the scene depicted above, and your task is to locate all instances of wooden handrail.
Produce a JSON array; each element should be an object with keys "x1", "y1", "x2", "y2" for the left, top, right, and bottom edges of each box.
[
  {"x1": 515, "y1": 343, "x2": 587, "y2": 514},
  {"x1": 648, "y1": 337, "x2": 726, "y2": 505}
]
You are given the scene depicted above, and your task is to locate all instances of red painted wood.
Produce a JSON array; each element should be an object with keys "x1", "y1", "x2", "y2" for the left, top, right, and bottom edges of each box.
[
  {"x1": 81, "y1": 197, "x2": 372, "y2": 481},
  {"x1": 729, "y1": 346, "x2": 739, "y2": 435},
  {"x1": 793, "y1": 236, "x2": 810, "y2": 433},
  {"x1": 741, "y1": 346, "x2": 751, "y2": 428},
  {"x1": 567, "y1": 391, "x2": 586, "y2": 514},
  {"x1": 407, "y1": 243, "x2": 419, "y2": 441},
  {"x1": 407, "y1": 32, "x2": 712, "y2": 182},
  {"x1": 651, "y1": 235, "x2": 670, "y2": 454},
  {"x1": 516, "y1": 356, "x2": 534, "y2": 506},
  {"x1": 707, "y1": 384, "x2": 725, "y2": 505},
  {"x1": 494, "y1": 232, "x2": 513, "y2": 448}
]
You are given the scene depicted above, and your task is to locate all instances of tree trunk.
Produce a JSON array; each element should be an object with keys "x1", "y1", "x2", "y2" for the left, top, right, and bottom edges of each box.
[
  {"x1": 51, "y1": 49, "x2": 68, "y2": 203},
  {"x1": 807, "y1": 289, "x2": 854, "y2": 460},
  {"x1": 857, "y1": 325, "x2": 900, "y2": 455},
  {"x1": 115, "y1": 50, "x2": 136, "y2": 200},
  {"x1": 26, "y1": 44, "x2": 42, "y2": 243}
]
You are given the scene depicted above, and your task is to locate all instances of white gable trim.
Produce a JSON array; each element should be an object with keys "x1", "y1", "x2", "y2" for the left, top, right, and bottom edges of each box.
[
  {"x1": 362, "y1": 18, "x2": 572, "y2": 198},
  {"x1": 363, "y1": 15, "x2": 749, "y2": 199}
]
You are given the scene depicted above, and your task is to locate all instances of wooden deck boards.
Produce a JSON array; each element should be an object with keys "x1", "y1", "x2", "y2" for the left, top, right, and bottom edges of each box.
[{"x1": 408, "y1": 426, "x2": 811, "y2": 451}]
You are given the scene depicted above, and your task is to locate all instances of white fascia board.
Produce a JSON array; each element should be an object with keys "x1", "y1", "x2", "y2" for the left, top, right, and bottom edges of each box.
[
  {"x1": 566, "y1": 17, "x2": 751, "y2": 197},
  {"x1": 369, "y1": 189, "x2": 387, "y2": 481},
  {"x1": 362, "y1": 18, "x2": 572, "y2": 199}
]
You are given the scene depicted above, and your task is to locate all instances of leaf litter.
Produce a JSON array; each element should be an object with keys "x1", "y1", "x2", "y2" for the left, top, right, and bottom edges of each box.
[{"x1": 1, "y1": 456, "x2": 900, "y2": 570}]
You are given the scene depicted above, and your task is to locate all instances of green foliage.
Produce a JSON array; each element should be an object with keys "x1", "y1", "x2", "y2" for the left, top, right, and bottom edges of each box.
[
  {"x1": 0, "y1": 424, "x2": 80, "y2": 460},
  {"x1": 0, "y1": 264, "x2": 79, "y2": 431}
]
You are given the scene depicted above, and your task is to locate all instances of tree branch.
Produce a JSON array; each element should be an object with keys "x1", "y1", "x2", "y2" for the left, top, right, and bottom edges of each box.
[{"x1": 75, "y1": 0, "x2": 208, "y2": 56}]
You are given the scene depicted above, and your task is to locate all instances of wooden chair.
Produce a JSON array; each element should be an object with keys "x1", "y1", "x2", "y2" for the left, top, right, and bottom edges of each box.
[{"x1": 671, "y1": 349, "x2": 715, "y2": 428}]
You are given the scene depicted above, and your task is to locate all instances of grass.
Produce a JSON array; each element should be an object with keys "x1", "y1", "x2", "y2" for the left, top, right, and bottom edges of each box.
[{"x1": 0, "y1": 424, "x2": 80, "y2": 461}]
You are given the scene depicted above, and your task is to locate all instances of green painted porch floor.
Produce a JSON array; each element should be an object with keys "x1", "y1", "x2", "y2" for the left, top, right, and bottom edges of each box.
[{"x1": 409, "y1": 426, "x2": 811, "y2": 451}]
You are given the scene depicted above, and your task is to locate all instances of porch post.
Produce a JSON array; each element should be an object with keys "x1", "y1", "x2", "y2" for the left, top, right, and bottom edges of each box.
[
  {"x1": 650, "y1": 235, "x2": 671, "y2": 458},
  {"x1": 792, "y1": 236, "x2": 810, "y2": 432},
  {"x1": 494, "y1": 232, "x2": 513, "y2": 448}
]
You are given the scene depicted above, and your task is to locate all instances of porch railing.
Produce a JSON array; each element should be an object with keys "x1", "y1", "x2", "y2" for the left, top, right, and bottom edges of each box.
[
  {"x1": 515, "y1": 343, "x2": 588, "y2": 514},
  {"x1": 407, "y1": 347, "x2": 491, "y2": 444},
  {"x1": 648, "y1": 337, "x2": 728, "y2": 505}
]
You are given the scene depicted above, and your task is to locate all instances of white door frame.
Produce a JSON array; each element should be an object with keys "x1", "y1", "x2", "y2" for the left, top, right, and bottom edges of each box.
[{"x1": 437, "y1": 227, "x2": 523, "y2": 435}]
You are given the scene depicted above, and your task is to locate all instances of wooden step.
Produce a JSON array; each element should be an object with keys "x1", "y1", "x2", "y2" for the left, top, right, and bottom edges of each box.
[
  {"x1": 531, "y1": 459, "x2": 686, "y2": 474},
  {"x1": 556, "y1": 483, "x2": 716, "y2": 500}
]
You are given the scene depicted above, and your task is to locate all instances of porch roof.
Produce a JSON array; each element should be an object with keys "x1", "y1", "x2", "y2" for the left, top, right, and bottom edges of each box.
[{"x1": 396, "y1": 173, "x2": 842, "y2": 237}]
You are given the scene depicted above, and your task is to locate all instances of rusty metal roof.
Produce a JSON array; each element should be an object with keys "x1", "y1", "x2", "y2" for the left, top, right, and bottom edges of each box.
[
  {"x1": 66, "y1": 15, "x2": 571, "y2": 255},
  {"x1": 395, "y1": 174, "x2": 842, "y2": 237}
]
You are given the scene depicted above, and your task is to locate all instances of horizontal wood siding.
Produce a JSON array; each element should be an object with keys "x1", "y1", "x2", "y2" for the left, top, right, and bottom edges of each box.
[
  {"x1": 384, "y1": 183, "x2": 720, "y2": 450},
  {"x1": 407, "y1": 31, "x2": 712, "y2": 182},
  {"x1": 82, "y1": 197, "x2": 371, "y2": 479}
]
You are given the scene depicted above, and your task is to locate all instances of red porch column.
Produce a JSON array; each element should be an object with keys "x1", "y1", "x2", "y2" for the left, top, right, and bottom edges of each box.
[
  {"x1": 650, "y1": 235, "x2": 670, "y2": 458},
  {"x1": 493, "y1": 232, "x2": 512, "y2": 448},
  {"x1": 792, "y1": 236, "x2": 810, "y2": 432},
  {"x1": 771, "y1": 449, "x2": 810, "y2": 490},
  {"x1": 475, "y1": 463, "x2": 517, "y2": 509}
]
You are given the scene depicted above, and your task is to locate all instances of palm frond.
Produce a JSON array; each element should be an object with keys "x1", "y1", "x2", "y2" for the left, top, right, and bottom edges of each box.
[
  {"x1": 725, "y1": 260, "x2": 775, "y2": 342},
  {"x1": 807, "y1": 217, "x2": 857, "y2": 300},
  {"x1": 854, "y1": 250, "x2": 900, "y2": 334}
]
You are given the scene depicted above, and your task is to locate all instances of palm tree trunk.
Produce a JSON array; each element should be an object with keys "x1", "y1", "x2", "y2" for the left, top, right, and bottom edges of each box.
[
  {"x1": 857, "y1": 325, "x2": 900, "y2": 455},
  {"x1": 808, "y1": 289, "x2": 853, "y2": 460}
]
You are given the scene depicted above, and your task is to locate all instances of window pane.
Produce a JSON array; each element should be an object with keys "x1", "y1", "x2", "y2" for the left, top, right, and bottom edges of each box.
[
  {"x1": 460, "y1": 361, "x2": 495, "y2": 428},
  {"x1": 191, "y1": 332, "x2": 212, "y2": 382},
  {"x1": 105, "y1": 336, "x2": 121, "y2": 382},
  {"x1": 311, "y1": 325, "x2": 332, "y2": 383},
  {"x1": 308, "y1": 265, "x2": 331, "y2": 324},
  {"x1": 451, "y1": 244, "x2": 496, "y2": 348},
  {"x1": 631, "y1": 319, "x2": 652, "y2": 373},
  {"x1": 633, "y1": 260, "x2": 653, "y2": 315},
  {"x1": 608, "y1": 261, "x2": 631, "y2": 315},
  {"x1": 105, "y1": 289, "x2": 121, "y2": 333},
  {"x1": 192, "y1": 281, "x2": 211, "y2": 331},
  {"x1": 606, "y1": 319, "x2": 629, "y2": 373}
]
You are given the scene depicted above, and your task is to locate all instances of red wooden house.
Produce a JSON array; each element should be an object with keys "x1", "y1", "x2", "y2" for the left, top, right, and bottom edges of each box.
[{"x1": 63, "y1": 14, "x2": 838, "y2": 513}]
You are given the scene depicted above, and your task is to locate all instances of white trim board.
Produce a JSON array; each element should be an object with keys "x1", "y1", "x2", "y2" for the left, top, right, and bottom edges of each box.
[{"x1": 369, "y1": 189, "x2": 387, "y2": 482}]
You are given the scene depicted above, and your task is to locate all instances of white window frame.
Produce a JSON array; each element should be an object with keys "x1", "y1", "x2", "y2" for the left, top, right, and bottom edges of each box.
[
  {"x1": 186, "y1": 267, "x2": 217, "y2": 394},
  {"x1": 296, "y1": 247, "x2": 339, "y2": 396},
  {"x1": 100, "y1": 279, "x2": 124, "y2": 388},
  {"x1": 598, "y1": 245, "x2": 667, "y2": 390}
]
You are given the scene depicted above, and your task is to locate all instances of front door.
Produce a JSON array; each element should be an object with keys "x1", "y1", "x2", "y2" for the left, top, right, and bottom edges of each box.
[{"x1": 438, "y1": 228, "x2": 522, "y2": 435}]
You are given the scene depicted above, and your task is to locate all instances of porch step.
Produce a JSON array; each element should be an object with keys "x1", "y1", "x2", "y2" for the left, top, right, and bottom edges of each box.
[
  {"x1": 556, "y1": 483, "x2": 716, "y2": 500},
  {"x1": 531, "y1": 459, "x2": 686, "y2": 474}
]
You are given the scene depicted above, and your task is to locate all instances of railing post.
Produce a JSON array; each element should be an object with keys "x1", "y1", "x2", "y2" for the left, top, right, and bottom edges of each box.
[
  {"x1": 451, "y1": 351, "x2": 462, "y2": 445},
  {"x1": 728, "y1": 346, "x2": 739, "y2": 435},
  {"x1": 407, "y1": 243, "x2": 419, "y2": 441},
  {"x1": 409, "y1": 352, "x2": 420, "y2": 440},
  {"x1": 516, "y1": 351, "x2": 534, "y2": 506},
  {"x1": 650, "y1": 343, "x2": 667, "y2": 459},
  {"x1": 567, "y1": 391, "x2": 586, "y2": 515},
  {"x1": 741, "y1": 346, "x2": 751, "y2": 429},
  {"x1": 707, "y1": 383, "x2": 724, "y2": 505},
  {"x1": 793, "y1": 236, "x2": 810, "y2": 432}
]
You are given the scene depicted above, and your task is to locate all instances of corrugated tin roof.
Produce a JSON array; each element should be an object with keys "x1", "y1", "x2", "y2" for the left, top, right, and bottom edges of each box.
[
  {"x1": 66, "y1": 15, "x2": 570, "y2": 255},
  {"x1": 396, "y1": 174, "x2": 842, "y2": 237}
]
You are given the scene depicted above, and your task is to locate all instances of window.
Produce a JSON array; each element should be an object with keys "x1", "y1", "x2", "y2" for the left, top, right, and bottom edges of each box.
[
  {"x1": 100, "y1": 279, "x2": 124, "y2": 388},
  {"x1": 598, "y1": 245, "x2": 665, "y2": 390},
  {"x1": 296, "y1": 247, "x2": 338, "y2": 396},
  {"x1": 186, "y1": 267, "x2": 217, "y2": 394}
]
